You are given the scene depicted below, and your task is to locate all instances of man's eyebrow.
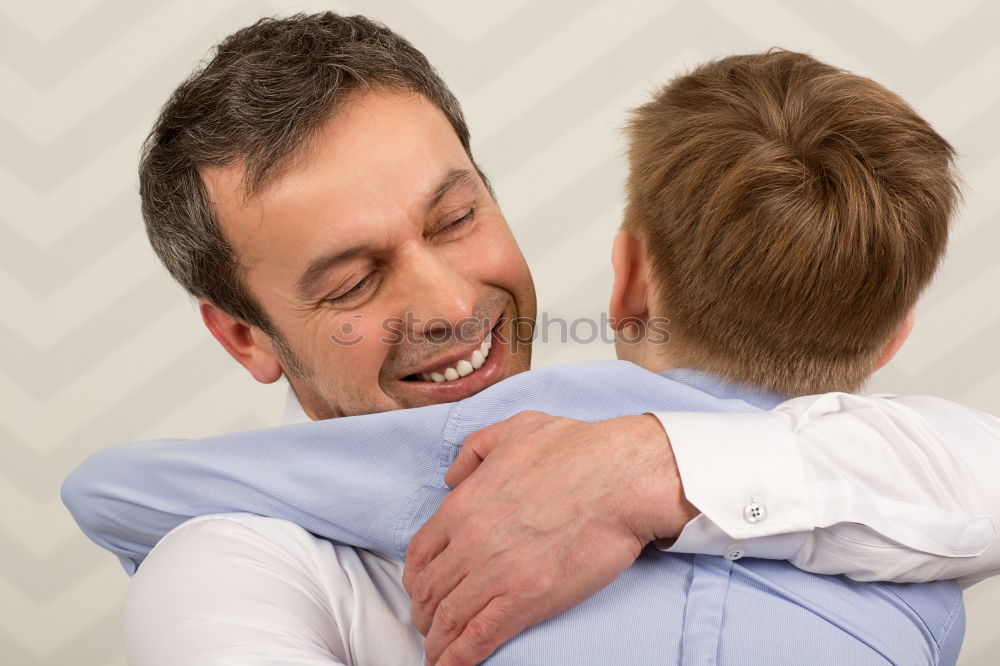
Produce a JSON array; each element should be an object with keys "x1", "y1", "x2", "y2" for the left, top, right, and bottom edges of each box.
[
  {"x1": 295, "y1": 171, "x2": 476, "y2": 300},
  {"x1": 427, "y1": 169, "x2": 478, "y2": 211},
  {"x1": 296, "y1": 244, "x2": 370, "y2": 300}
]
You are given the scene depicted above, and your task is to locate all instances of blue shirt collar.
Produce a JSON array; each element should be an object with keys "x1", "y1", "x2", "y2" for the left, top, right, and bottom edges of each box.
[{"x1": 658, "y1": 367, "x2": 788, "y2": 410}]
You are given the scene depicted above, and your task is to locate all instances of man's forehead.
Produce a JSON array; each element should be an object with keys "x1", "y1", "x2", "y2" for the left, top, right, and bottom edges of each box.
[
  {"x1": 199, "y1": 161, "x2": 268, "y2": 262},
  {"x1": 200, "y1": 91, "x2": 478, "y2": 266}
]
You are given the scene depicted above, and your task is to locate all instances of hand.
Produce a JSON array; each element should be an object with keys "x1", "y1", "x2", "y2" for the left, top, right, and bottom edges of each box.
[{"x1": 402, "y1": 410, "x2": 697, "y2": 666}]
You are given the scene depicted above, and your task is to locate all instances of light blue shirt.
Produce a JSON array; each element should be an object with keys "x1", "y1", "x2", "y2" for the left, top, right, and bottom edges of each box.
[{"x1": 62, "y1": 361, "x2": 964, "y2": 664}]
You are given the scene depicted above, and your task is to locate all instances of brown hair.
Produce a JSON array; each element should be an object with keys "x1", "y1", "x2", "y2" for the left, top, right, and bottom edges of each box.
[
  {"x1": 140, "y1": 12, "x2": 479, "y2": 349},
  {"x1": 623, "y1": 50, "x2": 959, "y2": 395}
]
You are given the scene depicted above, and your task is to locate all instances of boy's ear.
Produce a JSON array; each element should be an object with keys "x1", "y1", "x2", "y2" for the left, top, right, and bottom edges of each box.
[
  {"x1": 610, "y1": 230, "x2": 651, "y2": 328},
  {"x1": 874, "y1": 309, "x2": 916, "y2": 371},
  {"x1": 199, "y1": 299, "x2": 284, "y2": 384}
]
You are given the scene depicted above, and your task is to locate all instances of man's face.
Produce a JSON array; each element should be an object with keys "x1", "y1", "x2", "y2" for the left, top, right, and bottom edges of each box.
[{"x1": 203, "y1": 90, "x2": 536, "y2": 418}]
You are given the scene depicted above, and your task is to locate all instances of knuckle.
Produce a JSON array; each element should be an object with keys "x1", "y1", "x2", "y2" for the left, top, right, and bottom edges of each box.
[
  {"x1": 406, "y1": 540, "x2": 429, "y2": 570},
  {"x1": 434, "y1": 599, "x2": 460, "y2": 633},
  {"x1": 411, "y1": 574, "x2": 434, "y2": 606},
  {"x1": 406, "y1": 522, "x2": 440, "y2": 573},
  {"x1": 464, "y1": 614, "x2": 499, "y2": 648}
]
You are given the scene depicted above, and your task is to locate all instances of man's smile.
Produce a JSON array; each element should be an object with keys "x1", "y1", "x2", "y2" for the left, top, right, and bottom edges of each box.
[
  {"x1": 412, "y1": 330, "x2": 493, "y2": 382},
  {"x1": 392, "y1": 316, "x2": 518, "y2": 402}
]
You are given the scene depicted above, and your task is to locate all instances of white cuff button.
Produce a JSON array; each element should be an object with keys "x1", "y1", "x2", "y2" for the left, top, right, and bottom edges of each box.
[
  {"x1": 724, "y1": 544, "x2": 745, "y2": 560},
  {"x1": 743, "y1": 501, "x2": 766, "y2": 524}
]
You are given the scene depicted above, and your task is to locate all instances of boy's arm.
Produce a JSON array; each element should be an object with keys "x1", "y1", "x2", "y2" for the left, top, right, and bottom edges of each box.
[{"x1": 659, "y1": 392, "x2": 1000, "y2": 585}]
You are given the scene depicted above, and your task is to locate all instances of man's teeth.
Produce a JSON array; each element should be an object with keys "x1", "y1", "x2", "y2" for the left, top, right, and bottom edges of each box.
[{"x1": 420, "y1": 332, "x2": 493, "y2": 383}]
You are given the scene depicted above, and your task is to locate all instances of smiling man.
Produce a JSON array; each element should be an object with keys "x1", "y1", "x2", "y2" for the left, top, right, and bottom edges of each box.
[
  {"x1": 150, "y1": 45, "x2": 536, "y2": 419},
  {"x1": 199, "y1": 93, "x2": 533, "y2": 417},
  {"x1": 64, "y1": 13, "x2": 1000, "y2": 666}
]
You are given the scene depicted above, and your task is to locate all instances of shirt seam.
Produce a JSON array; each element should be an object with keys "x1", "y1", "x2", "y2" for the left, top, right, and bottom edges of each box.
[
  {"x1": 392, "y1": 400, "x2": 466, "y2": 560},
  {"x1": 934, "y1": 594, "x2": 966, "y2": 661},
  {"x1": 879, "y1": 584, "x2": 944, "y2": 651}
]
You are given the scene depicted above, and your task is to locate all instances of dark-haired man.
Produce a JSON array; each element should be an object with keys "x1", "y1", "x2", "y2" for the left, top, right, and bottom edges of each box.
[{"x1": 65, "y1": 14, "x2": 1000, "y2": 666}]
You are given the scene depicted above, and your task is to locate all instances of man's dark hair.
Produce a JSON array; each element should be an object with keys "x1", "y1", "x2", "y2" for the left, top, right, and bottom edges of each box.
[{"x1": 140, "y1": 12, "x2": 476, "y2": 353}]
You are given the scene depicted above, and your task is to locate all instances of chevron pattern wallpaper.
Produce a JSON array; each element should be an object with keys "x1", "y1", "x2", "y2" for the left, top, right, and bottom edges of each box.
[{"x1": 2, "y1": 0, "x2": 998, "y2": 664}]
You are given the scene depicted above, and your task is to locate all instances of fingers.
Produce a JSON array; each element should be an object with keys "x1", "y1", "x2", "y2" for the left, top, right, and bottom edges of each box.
[
  {"x1": 408, "y1": 543, "x2": 468, "y2": 635},
  {"x1": 429, "y1": 596, "x2": 521, "y2": 666},
  {"x1": 403, "y1": 521, "x2": 449, "y2": 596},
  {"x1": 446, "y1": 420, "x2": 507, "y2": 488},
  {"x1": 420, "y1": 575, "x2": 492, "y2": 663},
  {"x1": 445, "y1": 441, "x2": 487, "y2": 489},
  {"x1": 445, "y1": 410, "x2": 547, "y2": 488}
]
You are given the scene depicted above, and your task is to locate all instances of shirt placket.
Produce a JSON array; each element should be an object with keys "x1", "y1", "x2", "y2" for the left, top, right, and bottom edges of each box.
[{"x1": 680, "y1": 555, "x2": 735, "y2": 666}]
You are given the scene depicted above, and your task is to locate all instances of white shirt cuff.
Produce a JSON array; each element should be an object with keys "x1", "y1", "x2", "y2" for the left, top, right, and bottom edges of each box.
[{"x1": 651, "y1": 410, "x2": 812, "y2": 558}]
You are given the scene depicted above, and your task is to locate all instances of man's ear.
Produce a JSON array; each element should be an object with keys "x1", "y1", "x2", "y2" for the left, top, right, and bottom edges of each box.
[
  {"x1": 609, "y1": 230, "x2": 650, "y2": 328},
  {"x1": 874, "y1": 309, "x2": 916, "y2": 371},
  {"x1": 199, "y1": 299, "x2": 284, "y2": 384}
]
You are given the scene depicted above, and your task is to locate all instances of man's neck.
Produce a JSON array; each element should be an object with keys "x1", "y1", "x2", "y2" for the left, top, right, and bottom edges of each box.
[{"x1": 282, "y1": 383, "x2": 314, "y2": 425}]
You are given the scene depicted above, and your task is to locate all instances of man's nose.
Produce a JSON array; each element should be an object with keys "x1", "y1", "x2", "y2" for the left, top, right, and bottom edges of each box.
[{"x1": 399, "y1": 248, "x2": 478, "y2": 336}]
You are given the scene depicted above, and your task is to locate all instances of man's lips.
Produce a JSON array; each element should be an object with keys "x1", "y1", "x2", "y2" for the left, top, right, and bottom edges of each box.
[
  {"x1": 398, "y1": 315, "x2": 501, "y2": 379},
  {"x1": 405, "y1": 331, "x2": 493, "y2": 382},
  {"x1": 393, "y1": 318, "x2": 509, "y2": 400}
]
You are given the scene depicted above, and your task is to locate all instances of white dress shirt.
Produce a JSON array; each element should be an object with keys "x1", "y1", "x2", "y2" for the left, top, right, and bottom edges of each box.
[
  {"x1": 659, "y1": 391, "x2": 999, "y2": 586},
  {"x1": 125, "y1": 514, "x2": 421, "y2": 665}
]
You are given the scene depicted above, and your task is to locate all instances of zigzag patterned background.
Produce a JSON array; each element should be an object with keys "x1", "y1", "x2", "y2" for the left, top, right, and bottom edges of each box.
[{"x1": 2, "y1": 0, "x2": 998, "y2": 663}]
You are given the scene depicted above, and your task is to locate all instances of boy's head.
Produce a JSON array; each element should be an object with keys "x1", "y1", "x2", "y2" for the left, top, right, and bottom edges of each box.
[{"x1": 612, "y1": 49, "x2": 959, "y2": 396}]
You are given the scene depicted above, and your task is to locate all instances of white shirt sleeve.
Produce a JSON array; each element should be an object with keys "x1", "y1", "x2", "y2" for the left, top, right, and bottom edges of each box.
[
  {"x1": 654, "y1": 393, "x2": 1000, "y2": 586},
  {"x1": 124, "y1": 513, "x2": 422, "y2": 666}
]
